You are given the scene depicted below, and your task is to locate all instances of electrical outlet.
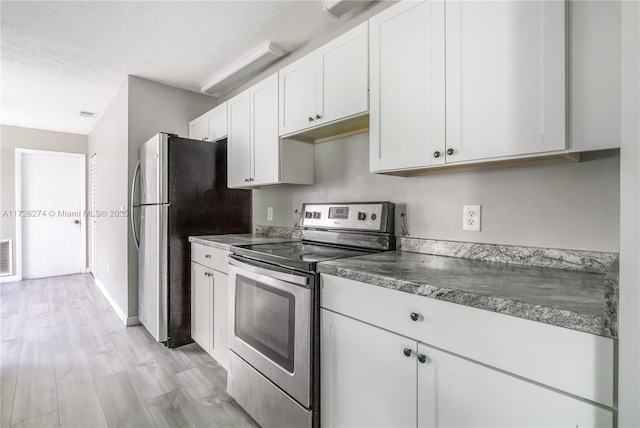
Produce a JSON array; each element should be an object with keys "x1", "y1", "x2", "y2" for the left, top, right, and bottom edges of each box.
[
  {"x1": 463, "y1": 205, "x2": 481, "y2": 232},
  {"x1": 267, "y1": 206, "x2": 273, "y2": 222}
]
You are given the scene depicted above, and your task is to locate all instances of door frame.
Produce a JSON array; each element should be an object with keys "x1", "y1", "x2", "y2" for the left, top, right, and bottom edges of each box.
[{"x1": 14, "y1": 149, "x2": 87, "y2": 281}]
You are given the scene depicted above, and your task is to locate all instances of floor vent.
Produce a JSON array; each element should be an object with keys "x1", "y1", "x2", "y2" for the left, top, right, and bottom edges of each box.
[{"x1": 1, "y1": 239, "x2": 13, "y2": 276}]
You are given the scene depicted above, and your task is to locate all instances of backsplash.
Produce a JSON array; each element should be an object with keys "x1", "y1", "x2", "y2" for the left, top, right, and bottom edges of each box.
[
  {"x1": 252, "y1": 133, "x2": 620, "y2": 253},
  {"x1": 398, "y1": 237, "x2": 617, "y2": 274}
]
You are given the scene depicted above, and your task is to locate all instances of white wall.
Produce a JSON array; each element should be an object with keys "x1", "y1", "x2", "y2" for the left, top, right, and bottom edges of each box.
[
  {"x1": 0, "y1": 125, "x2": 88, "y2": 277},
  {"x1": 87, "y1": 79, "x2": 130, "y2": 318},
  {"x1": 618, "y1": 1, "x2": 640, "y2": 425},
  {"x1": 255, "y1": 134, "x2": 620, "y2": 252},
  {"x1": 126, "y1": 76, "x2": 217, "y2": 317}
]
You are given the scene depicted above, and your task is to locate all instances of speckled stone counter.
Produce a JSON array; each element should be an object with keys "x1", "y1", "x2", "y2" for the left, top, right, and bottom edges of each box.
[
  {"x1": 318, "y1": 251, "x2": 615, "y2": 338},
  {"x1": 188, "y1": 234, "x2": 297, "y2": 251}
]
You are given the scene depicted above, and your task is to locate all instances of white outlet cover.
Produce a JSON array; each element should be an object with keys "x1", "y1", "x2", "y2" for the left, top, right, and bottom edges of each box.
[{"x1": 463, "y1": 205, "x2": 481, "y2": 232}]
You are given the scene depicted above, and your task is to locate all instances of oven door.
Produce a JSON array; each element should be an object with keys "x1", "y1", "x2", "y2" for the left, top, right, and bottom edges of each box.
[{"x1": 228, "y1": 255, "x2": 314, "y2": 408}]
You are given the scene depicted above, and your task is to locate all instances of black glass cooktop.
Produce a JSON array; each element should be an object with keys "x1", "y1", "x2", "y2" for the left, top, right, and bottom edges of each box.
[{"x1": 231, "y1": 241, "x2": 374, "y2": 272}]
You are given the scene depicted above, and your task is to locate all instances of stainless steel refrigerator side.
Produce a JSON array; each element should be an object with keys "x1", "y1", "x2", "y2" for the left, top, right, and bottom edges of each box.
[
  {"x1": 138, "y1": 204, "x2": 168, "y2": 342},
  {"x1": 139, "y1": 133, "x2": 169, "y2": 205}
]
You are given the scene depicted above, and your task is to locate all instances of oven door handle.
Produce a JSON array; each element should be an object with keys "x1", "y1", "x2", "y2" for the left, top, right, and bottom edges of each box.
[{"x1": 227, "y1": 255, "x2": 310, "y2": 287}]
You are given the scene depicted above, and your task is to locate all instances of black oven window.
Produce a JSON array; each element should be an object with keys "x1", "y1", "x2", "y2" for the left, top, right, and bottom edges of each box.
[{"x1": 235, "y1": 275, "x2": 295, "y2": 373}]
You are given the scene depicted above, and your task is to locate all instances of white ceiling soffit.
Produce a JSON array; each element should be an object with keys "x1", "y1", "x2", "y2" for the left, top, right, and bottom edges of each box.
[{"x1": 0, "y1": 1, "x2": 343, "y2": 135}]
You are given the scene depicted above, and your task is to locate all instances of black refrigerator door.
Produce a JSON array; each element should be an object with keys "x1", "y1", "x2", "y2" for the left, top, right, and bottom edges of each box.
[{"x1": 165, "y1": 136, "x2": 251, "y2": 348}]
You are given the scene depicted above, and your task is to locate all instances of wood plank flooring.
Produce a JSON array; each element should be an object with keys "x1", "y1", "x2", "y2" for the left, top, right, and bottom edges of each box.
[{"x1": 0, "y1": 274, "x2": 259, "y2": 428}]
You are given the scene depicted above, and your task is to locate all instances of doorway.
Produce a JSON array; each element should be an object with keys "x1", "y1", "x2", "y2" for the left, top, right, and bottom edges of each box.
[{"x1": 16, "y1": 149, "x2": 86, "y2": 279}]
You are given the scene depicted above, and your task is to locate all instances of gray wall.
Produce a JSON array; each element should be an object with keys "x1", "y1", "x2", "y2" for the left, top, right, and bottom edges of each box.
[
  {"x1": 254, "y1": 134, "x2": 620, "y2": 252},
  {"x1": 88, "y1": 76, "x2": 217, "y2": 320},
  {"x1": 0, "y1": 125, "x2": 88, "y2": 277},
  {"x1": 618, "y1": 0, "x2": 640, "y2": 425},
  {"x1": 87, "y1": 79, "x2": 130, "y2": 316}
]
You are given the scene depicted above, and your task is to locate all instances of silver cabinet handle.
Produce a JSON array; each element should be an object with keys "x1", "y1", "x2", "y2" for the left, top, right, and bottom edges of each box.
[
  {"x1": 308, "y1": 116, "x2": 314, "y2": 122},
  {"x1": 205, "y1": 254, "x2": 211, "y2": 259},
  {"x1": 315, "y1": 114, "x2": 322, "y2": 120},
  {"x1": 410, "y1": 312, "x2": 423, "y2": 322}
]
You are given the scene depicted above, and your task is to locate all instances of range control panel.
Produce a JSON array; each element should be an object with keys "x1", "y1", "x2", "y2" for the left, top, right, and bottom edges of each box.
[{"x1": 300, "y1": 202, "x2": 393, "y2": 232}]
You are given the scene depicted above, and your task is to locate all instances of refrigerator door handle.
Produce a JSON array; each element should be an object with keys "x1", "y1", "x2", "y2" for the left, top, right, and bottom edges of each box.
[{"x1": 130, "y1": 160, "x2": 141, "y2": 250}]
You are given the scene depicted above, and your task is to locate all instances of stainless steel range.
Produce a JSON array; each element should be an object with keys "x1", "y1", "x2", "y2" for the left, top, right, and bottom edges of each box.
[{"x1": 227, "y1": 202, "x2": 395, "y2": 428}]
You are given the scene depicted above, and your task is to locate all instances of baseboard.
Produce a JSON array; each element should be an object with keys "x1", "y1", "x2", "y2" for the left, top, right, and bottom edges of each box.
[
  {"x1": 0, "y1": 275, "x2": 20, "y2": 283},
  {"x1": 94, "y1": 277, "x2": 128, "y2": 326},
  {"x1": 126, "y1": 316, "x2": 140, "y2": 326}
]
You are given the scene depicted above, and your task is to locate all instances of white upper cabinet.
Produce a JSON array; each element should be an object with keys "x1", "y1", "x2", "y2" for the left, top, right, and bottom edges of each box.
[
  {"x1": 251, "y1": 74, "x2": 280, "y2": 186},
  {"x1": 227, "y1": 91, "x2": 252, "y2": 188},
  {"x1": 370, "y1": 0, "x2": 568, "y2": 173},
  {"x1": 189, "y1": 115, "x2": 208, "y2": 142},
  {"x1": 279, "y1": 55, "x2": 318, "y2": 136},
  {"x1": 188, "y1": 102, "x2": 228, "y2": 142},
  {"x1": 206, "y1": 102, "x2": 228, "y2": 142},
  {"x1": 316, "y1": 21, "x2": 369, "y2": 127},
  {"x1": 445, "y1": 0, "x2": 566, "y2": 164},
  {"x1": 279, "y1": 22, "x2": 369, "y2": 137},
  {"x1": 369, "y1": 1, "x2": 446, "y2": 172},
  {"x1": 228, "y1": 73, "x2": 314, "y2": 189}
]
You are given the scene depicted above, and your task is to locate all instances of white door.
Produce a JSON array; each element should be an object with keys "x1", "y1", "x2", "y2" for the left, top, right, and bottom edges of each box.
[
  {"x1": 369, "y1": 0, "x2": 446, "y2": 172},
  {"x1": 321, "y1": 309, "x2": 416, "y2": 428},
  {"x1": 416, "y1": 343, "x2": 613, "y2": 427},
  {"x1": 20, "y1": 150, "x2": 85, "y2": 279},
  {"x1": 89, "y1": 153, "x2": 97, "y2": 275}
]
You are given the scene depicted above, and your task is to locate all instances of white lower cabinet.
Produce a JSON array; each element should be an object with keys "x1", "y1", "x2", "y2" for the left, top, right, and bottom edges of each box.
[
  {"x1": 321, "y1": 309, "x2": 417, "y2": 428},
  {"x1": 417, "y1": 343, "x2": 612, "y2": 428},
  {"x1": 190, "y1": 243, "x2": 230, "y2": 370},
  {"x1": 191, "y1": 262, "x2": 211, "y2": 351},
  {"x1": 320, "y1": 274, "x2": 614, "y2": 428}
]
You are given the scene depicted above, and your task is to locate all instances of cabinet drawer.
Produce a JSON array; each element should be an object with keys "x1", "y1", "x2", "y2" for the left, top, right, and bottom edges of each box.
[
  {"x1": 191, "y1": 243, "x2": 230, "y2": 273},
  {"x1": 320, "y1": 274, "x2": 614, "y2": 407}
]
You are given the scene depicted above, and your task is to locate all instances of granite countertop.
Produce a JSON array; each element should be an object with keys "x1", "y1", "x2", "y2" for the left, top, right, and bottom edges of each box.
[
  {"x1": 188, "y1": 234, "x2": 298, "y2": 251},
  {"x1": 318, "y1": 250, "x2": 614, "y2": 338}
]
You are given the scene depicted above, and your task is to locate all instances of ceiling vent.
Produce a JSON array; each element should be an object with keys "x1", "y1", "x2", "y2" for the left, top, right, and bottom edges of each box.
[
  {"x1": 201, "y1": 42, "x2": 285, "y2": 97},
  {"x1": 324, "y1": 0, "x2": 371, "y2": 18},
  {"x1": 79, "y1": 111, "x2": 95, "y2": 118}
]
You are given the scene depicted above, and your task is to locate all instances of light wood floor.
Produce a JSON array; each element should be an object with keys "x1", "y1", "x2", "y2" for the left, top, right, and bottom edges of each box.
[{"x1": 0, "y1": 274, "x2": 259, "y2": 428}]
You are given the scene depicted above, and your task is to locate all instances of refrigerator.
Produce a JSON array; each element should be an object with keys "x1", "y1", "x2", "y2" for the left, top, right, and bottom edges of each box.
[{"x1": 131, "y1": 133, "x2": 251, "y2": 348}]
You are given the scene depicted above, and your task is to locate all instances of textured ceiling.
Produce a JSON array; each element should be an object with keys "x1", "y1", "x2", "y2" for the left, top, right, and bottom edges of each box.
[{"x1": 1, "y1": 1, "x2": 345, "y2": 135}]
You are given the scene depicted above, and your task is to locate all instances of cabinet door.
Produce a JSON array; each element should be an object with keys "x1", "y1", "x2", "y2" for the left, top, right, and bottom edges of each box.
[
  {"x1": 445, "y1": 0, "x2": 566, "y2": 163},
  {"x1": 207, "y1": 102, "x2": 228, "y2": 142},
  {"x1": 189, "y1": 115, "x2": 208, "y2": 141},
  {"x1": 369, "y1": 0, "x2": 446, "y2": 172},
  {"x1": 316, "y1": 21, "x2": 369, "y2": 126},
  {"x1": 210, "y1": 271, "x2": 229, "y2": 370},
  {"x1": 191, "y1": 262, "x2": 211, "y2": 351},
  {"x1": 417, "y1": 344, "x2": 613, "y2": 428},
  {"x1": 321, "y1": 310, "x2": 416, "y2": 428},
  {"x1": 279, "y1": 55, "x2": 317, "y2": 136},
  {"x1": 227, "y1": 90, "x2": 252, "y2": 188},
  {"x1": 251, "y1": 73, "x2": 280, "y2": 185}
]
